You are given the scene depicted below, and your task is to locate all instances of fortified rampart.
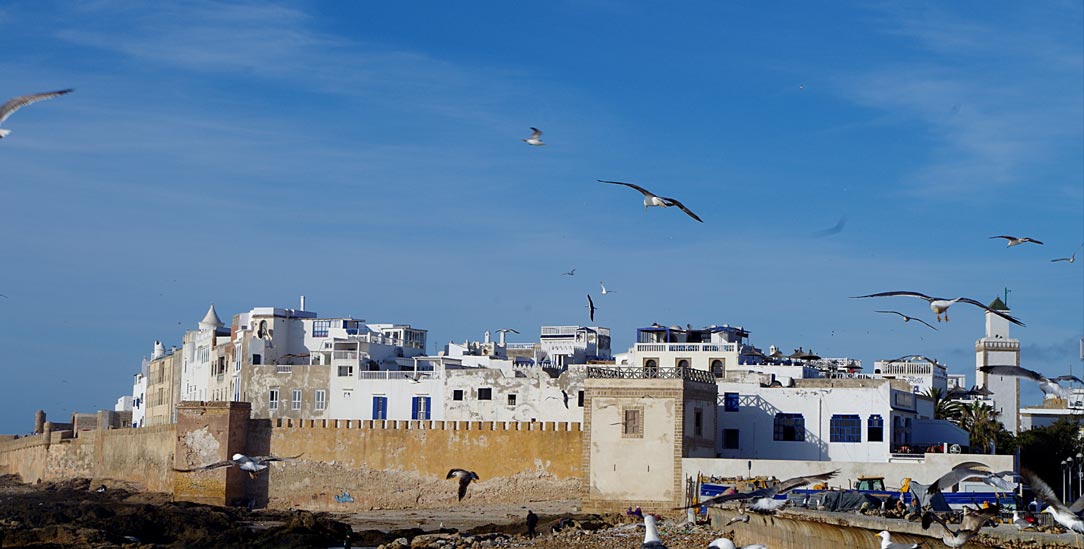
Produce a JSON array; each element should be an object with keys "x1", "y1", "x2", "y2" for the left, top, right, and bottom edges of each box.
[{"x1": 0, "y1": 404, "x2": 583, "y2": 510}]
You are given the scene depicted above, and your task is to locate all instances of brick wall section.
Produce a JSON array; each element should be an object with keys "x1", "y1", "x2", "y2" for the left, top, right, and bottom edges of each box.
[{"x1": 173, "y1": 401, "x2": 251, "y2": 506}]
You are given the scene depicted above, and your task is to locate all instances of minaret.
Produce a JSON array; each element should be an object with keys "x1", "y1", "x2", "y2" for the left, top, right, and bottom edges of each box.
[{"x1": 975, "y1": 296, "x2": 1021, "y2": 434}]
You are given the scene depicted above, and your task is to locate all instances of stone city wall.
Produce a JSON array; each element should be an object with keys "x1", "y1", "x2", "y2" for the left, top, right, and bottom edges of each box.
[{"x1": 252, "y1": 418, "x2": 584, "y2": 511}]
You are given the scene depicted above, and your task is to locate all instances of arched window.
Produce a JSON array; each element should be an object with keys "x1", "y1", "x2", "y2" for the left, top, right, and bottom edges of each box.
[
  {"x1": 773, "y1": 413, "x2": 804, "y2": 441},
  {"x1": 830, "y1": 414, "x2": 862, "y2": 443},
  {"x1": 711, "y1": 359, "x2": 724, "y2": 377},
  {"x1": 868, "y1": 415, "x2": 884, "y2": 442},
  {"x1": 677, "y1": 359, "x2": 690, "y2": 368},
  {"x1": 644, "y1": 359, "x2": 657, "y2": 368}
]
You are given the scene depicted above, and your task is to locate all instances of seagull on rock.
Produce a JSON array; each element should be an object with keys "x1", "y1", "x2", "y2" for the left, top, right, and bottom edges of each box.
[
  {"x1": 990, "y1": 235, "x2": 1043, "y2": 247},
  {"x1": 598, "y1": 180, "x2": 703, "y2": 223},
  {"x1": 851, "y1": 291, "x2": 1024, "y2": 326},
  {"x1": 980, "y1": 365, "x2": 1083, "y2": 400},
  {"x1": 522, "y1": 127, "x2": 545, "y2": 146},
  {"x1": 1, "y1": 89, "x2": 73, "y2": 139},
  {"x1": 1022, "y1": 469, "x2": 1084, "y2": 533},
  {"x1": 677, "y1": 470, "x2": 838, "y2": 513},
  {"x1": 921, "y1": 504, "x2": 1000, "y2": 547},
  {"x1": 875, "y1": 310, "x2": 937, "y2": 330},
  {"x1": 875, "y1": 531, "x2": 920, "y2": 549},
  {"x1": 707, "y1": 539, "x2": 767, "y2": 549},
  {"x1": 172, "y1": 453, "x2": 302, "y2": 479},
  {"x1": 447, "y1": 468, "x2": 479, "y2": 501},
  {"x1": 642, "y1": 514, "x2": 666, "y2": 549}
]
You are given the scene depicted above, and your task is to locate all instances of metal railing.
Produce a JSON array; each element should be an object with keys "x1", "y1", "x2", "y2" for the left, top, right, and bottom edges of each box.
[
  {"x1": 634, "y1": 343, "x2": 735, "y2": 353},
  {"x1": 586, "y1": 366, "x2": 716, "y2": 384}
]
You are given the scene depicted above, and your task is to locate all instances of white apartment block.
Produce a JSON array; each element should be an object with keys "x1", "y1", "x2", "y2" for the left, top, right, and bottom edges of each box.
[{"x1": 872, "y1": 356, "x2": 948, "y2": 394}]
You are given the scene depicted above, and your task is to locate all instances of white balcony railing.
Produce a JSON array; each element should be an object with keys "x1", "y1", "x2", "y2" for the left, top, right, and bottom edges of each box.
[
  {"x1": 634, "y1": 343, "x2": 735, "y2": 353},
  {"x1": 333, "y1": 351, "x2": 359, "y2": 360}
]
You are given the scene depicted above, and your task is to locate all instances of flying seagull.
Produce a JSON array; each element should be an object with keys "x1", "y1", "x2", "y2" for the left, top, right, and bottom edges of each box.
[
  {"x1": 447, "y1": 468, "x2": 479, "y2": 501},
  {"x1": 875, "y1": 310, "x2": 937, "y2": 330},
  {"x1": 708, "y1": 539, "x2": 767, "y2": 549},
  {"x1": 172, "y1": 453, "x2": 303, "y2": 479},
  {"x1": 600, "y1": 281, "x2": 615, "y2": 295},
  {"x1": 875, "y1": 531, "x2": 919, "y2": 549},
  {"x1": 921, "y1": 504, "x2": 1000, "y2": 549},
  {"x1": 407, "y1": 372, "x2": 429, "y2": 384},
  {"x1": 1052, "y1": 244, "x2": 1083, "y2": 263},
  {"x1": 924, "y1": 462, "x2": 1016, "y2": 498},
  {"x1": 980, "y1": 365, "x2": 1083, "y2": 400},
  {"x1": 642, "y1": 514, "x2": 666, "y2": 549},
  {"x1": 811, "y1": 215, "x2": 847, "y2": 238},
  {"x1": 562, "y1": 268, "x2": 576, "y2": 276},
  {"x1": 723, "y1": 502, "x2": 750, "y2": 526},
  {"x1": 851, "y1": 291, "x2": 1025, "y2": 326},
  {"x1": 587, "y1": 294, "x2": 597, "y2": 322},
  {"x1": 496, "y1": 328, "x2": 519, "y2": 335},
  {"x1": 1021, "y1": 469, "x2": 1084, "y2": 533},
  {"x1": 522, "y1": 127, "x2": 545, "y2": 146},
  {"x1": 990, "y1": 235, "x2": 1043, "y2": 247},
  {"x1": 598, "y1": 180, "x2": 703, "y2": 223},
  {"x1": 0, "y1": 89, "x2": 73, "y2": 139},
  {"x1": 677, "y1": 470, "x2": 838, "y2": 513}
]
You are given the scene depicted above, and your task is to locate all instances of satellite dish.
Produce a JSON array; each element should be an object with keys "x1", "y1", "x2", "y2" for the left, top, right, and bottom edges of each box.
[{"x1": 949, "y1": 444, "x2": 962, "y2": 454}]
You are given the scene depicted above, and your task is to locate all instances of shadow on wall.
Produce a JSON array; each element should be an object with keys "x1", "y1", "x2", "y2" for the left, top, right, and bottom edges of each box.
[{"x1": 239, "y1": 419, "x2": 272, "y2": 509}]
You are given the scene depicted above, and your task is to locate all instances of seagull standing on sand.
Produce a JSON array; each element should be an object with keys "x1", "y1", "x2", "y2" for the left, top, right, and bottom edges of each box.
[
  {"x1": 447, "y1": 468, "x2": 479, "y2": 501},
  {"x1": 598, "y1": 180, "x2": 703, "y2": 223},
  {"x1": 678, "y1": 470, "x2": 838, "y2": 513},
  {"x1": 876, "y1": 531, "x2": 920, "y2": 549},
  {"x1": 990, "y1": 235, "x2": 1043, "y2": 247},
  {"x1": 642, "y1": 514, "x2": 666, "y2": 549},
  {"x1": 172, "y1": 453, "x2": 303, "y2": 479},
  {"x1": 0, "y1": 89, "x2": 73, "y2": 139},
  {"x1": 1052, "y1": 244, "x2": 1083, "y2": 263},
  {"x1": 851, "y1": 291, "x2": 1025, "y2": 326},
  {"x1": 522, "y1": 127, "x2": 545, "y2": 146},
  {"x1": 875, "y1": 310, "x2": 937, "y2": 330},
  {"x1": 1021, "y1": 469, "x2": 1084, "y2": 533},
  {"x1": 980, "y1": 365, "x2": 1083, "y2": 400},
  {"x1": 587, "y1": 294, "x2": 597, "y2": 322}
]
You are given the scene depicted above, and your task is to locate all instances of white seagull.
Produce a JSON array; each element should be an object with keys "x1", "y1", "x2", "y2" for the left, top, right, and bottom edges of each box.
[
  {"x1": 875, "y1": 531, "x2": 920, "y2": 549},
  {"x1": 600, "y1": 281, "x2": 616, "y2": 295},
  {"x1": 723, "y1": 502, "x2": 750, "y2": 526},
  {"x1": 1052, "y1": 244, "x2": 1083, "y2": 263},
  {"x1": 990, "y1": 235, "x2": 1043, "y2": 247},
  {"x1": 1012, "y1": 510, "x2": 1035, "y2": 530},
  {"x1": 980, "y1": 365, "x2": 1083, "y2": 400},
  {"x1": 851, "y1": 291, "x2": 1025, "y2": 326},
  {"x1": 172, "y1": 453, "x2": 303, "y2": 479},
  {"x1": 642, "y1": 514, "x2": 666, "y2": 549},
  {"x1": 1022, "y1": 469, "x2": 1084, "y2": 533},
  {"x1": 0, "y1": 89, "x2": 74, "y2": 139},
  {"x1": 707, "y1": 539, "x2": 767, "y2": 549},
  {"x1": 407, "y1": 372, "x2": 429, "y2": 384},
  {"x1": 925, "y1": 461, "x2": 1017, "y2": 496},
  {"x1": 522, "y1": 127, "x2": 545, "y2": 146},
  {"x1": 598, "y1": 180, "x2": 704, "y2": 223},
  {"x1": 678, "y1": 470, "x2": 838, "y2": 513},
  {"x1": 447, "y1": 468, "x2": 480, "y2": 501},
  {"x1": 920, "y1": 505, "x2": 999, "y2": 549},
  {"x1": 875, "y1": 310, "x2": 937, "y2": 330}
]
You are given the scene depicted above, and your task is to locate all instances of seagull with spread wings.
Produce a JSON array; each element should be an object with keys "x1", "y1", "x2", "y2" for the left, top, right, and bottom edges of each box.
[
  {"x1": 600, "y1": 281, "x2": 616, "y2": 295},
  {"x1": 1022, "y1": 469, "x2": 1084, "y2": 533},
  {"x1": 921, "y1": 504, "x2": 1000, "y2": 549},
  {"x1": 980, "y1": 365, "x2": 1083, "y2": 399},
  {"x1": 875, "y1": 310, "x2": 937, "y2": 330},
  {"x1": 598, "y1": 180, "x2": 703, "y2": 223},
  {"x1": 586, "y1": 294, "x2": 597, "y2": 322},
  {"x1": 173, "y1": 453, "x2": 302, "y2": 479},
  {"x1": 1052, "y1": 244, "x2": 1083, "y2": 263},
  {"x1": 851, "y1": 291, "x2": 1025, "y2": 326},
  {"x1": 522, "y1": 127, "x2": 545, "y2": 146},
  {"x1": 447, "y1": 468, "x2": 480, "y2": 501},
  {"x1": 1, "y1": 89, "x2": 74, "y2": 139},
  {"x1": 990, "y1": 235, "x2": 1043, "y2": 247},
  {"x1": 676, "y1": 470, "x2": 838, "y2": 513}
]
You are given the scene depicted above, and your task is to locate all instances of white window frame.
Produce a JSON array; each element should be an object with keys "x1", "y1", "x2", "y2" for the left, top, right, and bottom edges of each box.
[
  {"x1": 269, "y1": 388, "x2": 280, "y2": 410},
  {"x1": 315, "y1": 390, "x2": 327, "y2": 410},
  {"x1": 291, "y1": 389, "x2": 302, "y2": 410}
]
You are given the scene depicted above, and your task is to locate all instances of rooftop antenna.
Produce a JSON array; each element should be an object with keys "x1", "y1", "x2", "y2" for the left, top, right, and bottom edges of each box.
[{"x1": 1003, "y1": 287, "x2": 1012, "y2": 307}]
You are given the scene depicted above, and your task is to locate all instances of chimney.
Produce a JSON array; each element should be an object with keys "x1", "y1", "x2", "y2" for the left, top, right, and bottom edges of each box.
[
  {"x1": 300, "y1": 295, "x2": 306, "y2": 311},
  {"x1": 498, "y1": 330, "x2": 507, "y2": 347}
]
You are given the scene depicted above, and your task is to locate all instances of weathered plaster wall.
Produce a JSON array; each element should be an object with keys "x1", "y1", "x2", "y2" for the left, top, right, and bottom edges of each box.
[{"x1": 249, "y1": 419, "x2": 583, "y2": 510}]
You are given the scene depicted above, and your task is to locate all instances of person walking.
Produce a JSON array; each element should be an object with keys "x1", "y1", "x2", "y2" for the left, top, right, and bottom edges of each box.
[{"x1": 526, "y1": 509, "x2": 538, "y2": 538}]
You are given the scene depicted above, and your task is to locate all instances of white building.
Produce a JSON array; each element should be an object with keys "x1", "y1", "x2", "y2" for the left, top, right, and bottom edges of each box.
[
  {"x1": 131, "y1": 370, "x2": 146, "y2": 428},
  {"x1": 974, "y1": 297, "x2": 1021, "y2": 434},
  {"x1": 180, "y1": 304, "x2": 230, "y2": 402},
  {"x1": 615, "y1": 324, "x2": 748, "y2": 377},
  {"x1": 714, "y1": 377, "x2": 958, "y2": 462},
  {"x1": 540, "y1": 325, "x2": 611, "y2": 367},
  {"x1": 872, "y1": 356, "x2": 948, "y2": 394}
]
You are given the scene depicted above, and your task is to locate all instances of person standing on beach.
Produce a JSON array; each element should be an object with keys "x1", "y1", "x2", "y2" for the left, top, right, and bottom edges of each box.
[{"x1": 526, "y1": 510, "x2": 538, "y2": 538}]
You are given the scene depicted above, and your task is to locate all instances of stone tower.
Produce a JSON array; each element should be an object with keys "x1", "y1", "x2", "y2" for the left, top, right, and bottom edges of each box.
[{"x1": 975, "y1": 296, "x2": 1021, "y2": 435}]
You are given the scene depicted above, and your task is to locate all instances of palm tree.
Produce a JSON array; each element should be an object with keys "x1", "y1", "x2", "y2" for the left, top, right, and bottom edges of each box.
[
  {"x1": 925, "y1": 387, "x2": 959, "y2": 421},
  {"x1": 953, "y1": 402, "x2": 1001, "y2": 453}
]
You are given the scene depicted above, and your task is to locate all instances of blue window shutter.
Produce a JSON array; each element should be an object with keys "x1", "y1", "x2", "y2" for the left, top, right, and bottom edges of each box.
[
  {"x1": 423, "y1": 397, "x2": 431, "y2": 420},
  {"x1": 372, "y1": 397, "x2": 379, "y2": 419},
  {"x1": 411, "y1": 397, "x2": 420, "y2": 420}
]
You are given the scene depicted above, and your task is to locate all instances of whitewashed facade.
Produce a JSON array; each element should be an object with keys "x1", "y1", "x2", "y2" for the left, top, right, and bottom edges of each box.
[
  {"x1": 872, "y1": 356, "x2": 948, "y2": 394},
  {"x1": 974, "y1": 299, "x2": 1022, "y2": 434}
]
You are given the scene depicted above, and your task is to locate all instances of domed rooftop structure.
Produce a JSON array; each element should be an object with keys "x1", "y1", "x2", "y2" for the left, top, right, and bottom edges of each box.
[{"x1": 198, "y1": 303, "x2": 224, "y2": 330}]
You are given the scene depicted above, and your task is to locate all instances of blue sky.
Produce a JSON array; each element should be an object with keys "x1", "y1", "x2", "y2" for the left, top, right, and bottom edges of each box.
[{"x1": 1, "y1": 1, "x2": 1081, "y2": 434}]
